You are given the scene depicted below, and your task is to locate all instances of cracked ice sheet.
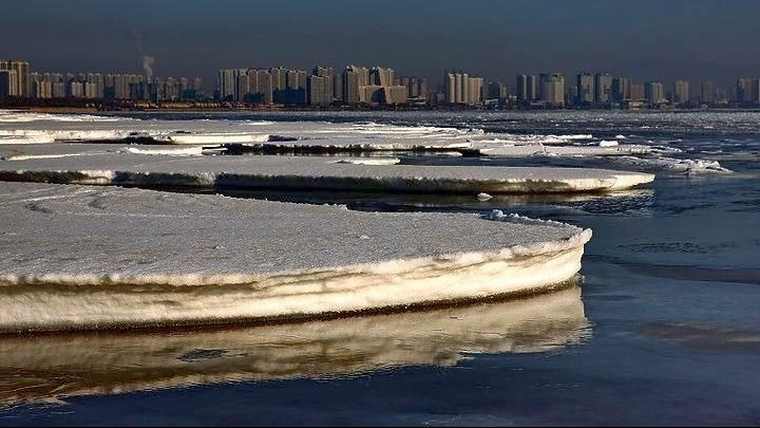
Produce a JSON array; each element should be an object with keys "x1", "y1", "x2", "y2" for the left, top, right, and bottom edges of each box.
[
  {"x1": 0, "y1": 182, "x2": 590, "y2": 332},
  {"x1": 0, "y1": 152, "x2": 655, "y2": 193}
]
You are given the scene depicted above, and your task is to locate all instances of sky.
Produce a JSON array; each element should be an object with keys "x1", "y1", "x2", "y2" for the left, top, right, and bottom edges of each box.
[{"x1": 2, "y1": 0, "x2": 760, "y2": 90}]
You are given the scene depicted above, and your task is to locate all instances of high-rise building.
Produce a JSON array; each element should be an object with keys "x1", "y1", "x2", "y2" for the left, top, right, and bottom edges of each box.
[
  {"x1": 248, "y1": 69, "x2": 273, "y2": 104},
  {"x1": 0, "y1": 69, "x2": 18, "y2": 98},
  {"x1": 487, "y1": 81, "x2": 508, "y2": 102},
  {"x1": 630, "y1": 82, "x2": 645, "y2": 101},
  {"x1": 307, "y1": 75, "x2": 330, "y2": 106},
  {"x1": 217, "y1": 69, "x2": 238, "y2": 101},
  {"x1": 342, "y1": 65, "x2": 369, "y2": 104},
  {"x1": 645, "y1": 81, "x2": 665, "y2": 106},
  {"x1": 384, "y1": 85, "x2": 409, "y2": 105},
  {"x1": 516, "y1": 74, "x2": 528, "y2": 102},
  {"x1": 672, "y1": 80, "x2": 690, "y2": 105},
  {"x1": 445, "y1": 71, "x2": 483, "y2": 105},
  {"x1": 0, "y1": 60, "x2": 31, "y2": 97},
  {"x1": 286, "y1": 69, "x2": 303, "y2": 90},
  {"x1": 612, "y1": 77, "x2": 631, "y2": 103},
  {"x1": 270, "y1": 67, "x2": 287, "y2": 91},
  {"x1": 215, "y1": 68, "x2": 249, "y2": 101},
  {"x1": 576, "y1": 73, "x2": 594, "y2": 105},
  {"x1": 467, "y1": 76, "x2": 483, "y2": 105},
  {"x1": 332, "y1": 72, "x2": 343, "y2": 102},
  {"x1": 736, "y1": 78, "x2": 758, "y2": 105},
  {"x1": 700, "y1": 81, "x2": 714, "y2": 105},
  {"x1": 594, "y1": 73, "x2": 612, "y2": 105},
  {"x1": 313, "y1": 66, "x2": 335, "y2": 103},
  {"x1": 540, "y1": 73, "x2": 565, "y2": 106},
  {"x1": 370, "y1": 66, "x2": 394, "y2": 87},
  {"x1": 236, "y1": 69, "x2": 249, "y2": 101},
  {"x1": 526, "y1": 75, "x2": 539, "y2": 101},
  {"x1": 69, "y1": 81, "x2": 84, "y2": 98}
]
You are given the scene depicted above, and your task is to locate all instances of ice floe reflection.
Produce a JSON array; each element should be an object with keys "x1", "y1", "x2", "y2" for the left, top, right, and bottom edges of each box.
[{"x1": 0, "y1": 284, "x2": 588, "y2": 409}]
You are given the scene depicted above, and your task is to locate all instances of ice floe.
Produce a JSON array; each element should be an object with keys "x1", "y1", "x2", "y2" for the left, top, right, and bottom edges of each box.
[
  {"x1": 0, "y1": 182, "x2": 591, "y2": 332},
  {"x1": 121, "y1": 146, "x2": 206, "y2": 156},
  {"x1": 0, "y1": 152, "x2": 655, "y2": 193}
]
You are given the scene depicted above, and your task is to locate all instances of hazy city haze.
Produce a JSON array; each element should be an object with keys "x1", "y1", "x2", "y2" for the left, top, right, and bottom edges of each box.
[{"x1": 2, "y1": 0, "x2": 760, "y2": 88}]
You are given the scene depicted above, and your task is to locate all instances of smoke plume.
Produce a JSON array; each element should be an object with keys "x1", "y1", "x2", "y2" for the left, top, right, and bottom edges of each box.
[{"x1": 142, "y1": 56, "x2": 155, "y2": 81}]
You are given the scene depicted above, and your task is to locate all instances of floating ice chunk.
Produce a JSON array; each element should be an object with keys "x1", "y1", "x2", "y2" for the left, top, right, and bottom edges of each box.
[
  {"x1": 478, "y1": 144, "x2": 651, "y2": 157},
  {"x1": 612, "y1": 156, "x2": 733, "y2": 174},
  {"x1": 0, "y1": 182, "x2": 592, "y2": 332},
  {"x1": 121, "y1": 146, "x2": 205, "y2": 156},
  {"x1": 2, "y1": 153, "x2": 84, "y2": 161},
  {"x1": 331, "y1": 158, "x2": 401, "y2": 166},
  {"x1": 599, "y1": 140, "x2": 619, "y2": 147},
  {"x1": 477, "y1": 192, "x2": 493, "y2": 201},
  {"x1": 0, "y1": 154, "x2": 656, "y2": 193},
  {"x1": 164, "y1": 133, "x2": 270, "y2": 145}
]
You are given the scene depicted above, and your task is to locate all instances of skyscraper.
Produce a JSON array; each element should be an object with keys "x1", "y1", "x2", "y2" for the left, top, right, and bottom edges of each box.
[
  {"x1": 645, "y1": 81, "x2": 665, "y2": 106},
  {"x1": 576, "y1": 73, "x2": 594, "y2": 105},
  {"x1": 672, "y1": 80, "x2": 690, "y2": 105},
  {"x1": 526, "y1": 75, "x2": 539, "y2": 101},
  {"x1": 516, "y1": 74, "x2": 528, "y2": 102},
  {"x1": 247, "y1": 69, "x2": 273, "y2": 104},
  {"x1": 445, "y1": 72, "x2": 484, "y2": 105},
  {"x1": 487, "y1": 81, "x2": 508, "y2": 102},
  {"x1": 307, "y1": 74, "x2": 330, "y2": 106},
  {"x1": 594, "y1": 73, "x2": 612, "y2": 105},
  {"x1": 313, "y1": 66, "x2": 335, "y2": 104},
  {"x1": 217, "y1": 69, "x2": 238, "y2": 101},
  {"x1": 342, "y1": 65, "x2": 369, "y2": 104},
  {"x1": 630, "y1": 82, "x2": 645, "y2": 101},
  {"x1": 0, "y1": 70, "x2": 16, "y2": 99},
  {"x1": 370, "y1": 66, "x2": 394, "y2": 87},
  {"x1": 612, "y1": 77, "x2": 631, "y2": 103},
  {"x1": 540, "y1": 73, "x2": 565, "y2": 106},
  {"x1": 467, "y1": 76, "x2": 483, "y2": 105},
  {"x1": 736, "y1": 78, "x2": 757, "y2": 105},
  {"x1": 447, "y1": 73, "x2": 456, "y2": 104},
  {"x1": 700, "y1": 81, "x2": 714, "y2": 105},
  {"x1": 0, "y1": 60, "x2": 31, "y2": 98}
]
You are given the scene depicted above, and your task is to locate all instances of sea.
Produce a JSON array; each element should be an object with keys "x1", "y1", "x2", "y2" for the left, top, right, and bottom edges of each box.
[{"x1": 1, "y1": 110, "x2": 759, "y2": 425}]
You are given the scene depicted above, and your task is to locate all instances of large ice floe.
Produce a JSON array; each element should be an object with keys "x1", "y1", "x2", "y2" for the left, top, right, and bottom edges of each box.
[
  {"x1": 0, "y1": 285, "x2": 587, "y2": 407},
  {"x1": 0, "y1": 152, "x2": 654, "y2": 193},
  {"x1": 0, "y1": 182, "x2": 591, "y2": 332}
]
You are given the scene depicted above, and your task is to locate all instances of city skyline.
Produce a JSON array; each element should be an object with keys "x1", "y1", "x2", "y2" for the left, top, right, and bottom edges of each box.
[
  {"x1": 5, "y1": 57, "x2": 760, "y2": 109},
  {"x1": 2, "y1": 0, "x2": 760, "y2": 89}
]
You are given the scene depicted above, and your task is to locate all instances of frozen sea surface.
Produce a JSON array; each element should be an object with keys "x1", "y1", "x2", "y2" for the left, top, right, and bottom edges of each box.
[{"x1": 1, "y1": 110, "x2": 760, "y2": 425}]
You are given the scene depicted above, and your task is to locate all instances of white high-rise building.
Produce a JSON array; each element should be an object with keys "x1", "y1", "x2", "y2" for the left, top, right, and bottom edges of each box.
[
  {"x1": 540, "y1": 73, "x2": 565, "y2": 106},
  {"x1": 445, "y1": 71, "x2": 484, "y2": 105}
]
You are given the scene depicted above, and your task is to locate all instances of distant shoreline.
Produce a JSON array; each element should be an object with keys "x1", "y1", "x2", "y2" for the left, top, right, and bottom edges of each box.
[{"x1": 4, "y1": 105, "x2": 760, "y2": 115}]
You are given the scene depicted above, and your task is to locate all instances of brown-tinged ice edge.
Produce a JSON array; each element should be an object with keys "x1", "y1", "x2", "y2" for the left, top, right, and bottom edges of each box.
[
  {"x1": 0, "y1": 286, "x2": 589, "y2": 408},
  {"x1": 0, "y1": 181, "x2": 593, "y2": 333}
]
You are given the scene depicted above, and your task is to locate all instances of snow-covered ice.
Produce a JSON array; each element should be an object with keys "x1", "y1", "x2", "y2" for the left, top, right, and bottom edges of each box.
[
  {"x1": 0, "y1": 152, "x2": 655, "y2": 193},
  {"x1": 0, "y1": 182, "x2": 591, "y2": 332},
  {"x1": 121, "y1": 146, "x2": 206, "y2": 156},
  {"x1": 478, "y1": 144, "x2": 651, "y2": 157}
]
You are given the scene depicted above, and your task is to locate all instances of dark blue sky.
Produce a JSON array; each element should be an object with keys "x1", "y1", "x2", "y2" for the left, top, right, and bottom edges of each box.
[{"x1": 2, "y1": 0, "x2": 759, "y2": 89}]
